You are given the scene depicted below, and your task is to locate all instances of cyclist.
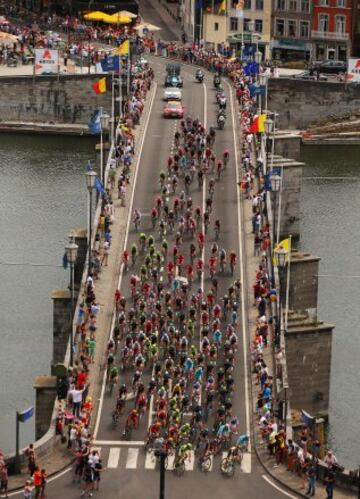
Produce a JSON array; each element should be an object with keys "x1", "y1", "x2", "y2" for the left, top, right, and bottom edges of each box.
[
  {"x1": 214, "y1": 219, "x2": 220, "y2": 240},
  {"x1": 133, "y1": 209, "x2": 141, "y2": 232},
  {"x1": 122, "y1": 250, "x2": 129, "y2": 271},
  {"x1": 229, "y1": 251, "x2": 237, "y2": 276},
  {"x1": 126, "y1": 409, "x2": 139, "y2": 431}
]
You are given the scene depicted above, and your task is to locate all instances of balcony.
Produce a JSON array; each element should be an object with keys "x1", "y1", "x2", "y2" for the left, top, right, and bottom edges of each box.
[{"x1": 311, "y1": 30, "x2": 349, "y2": 41}]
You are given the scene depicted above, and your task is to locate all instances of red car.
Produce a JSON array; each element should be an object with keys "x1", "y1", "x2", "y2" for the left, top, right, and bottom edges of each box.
[{"x1": 163, "y1": 101, "x2": 184, "y2": 119}]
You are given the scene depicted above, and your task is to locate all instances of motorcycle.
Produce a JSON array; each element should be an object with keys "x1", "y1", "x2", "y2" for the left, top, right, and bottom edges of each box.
[
  {"x1": 196, "y1": 72, "x2": 204, "y2": 83},
  {"x1": 217, "y1": 113, "x2": 226, "y2": 130},
  {"x1": 213, "y1": 77, "x2": 221, "y2": 89}
]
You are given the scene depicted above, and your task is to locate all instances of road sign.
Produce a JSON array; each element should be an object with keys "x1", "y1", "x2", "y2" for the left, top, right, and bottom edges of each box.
[{"x1": 18, "y1": 407, "x2": 34, "y2": 423}]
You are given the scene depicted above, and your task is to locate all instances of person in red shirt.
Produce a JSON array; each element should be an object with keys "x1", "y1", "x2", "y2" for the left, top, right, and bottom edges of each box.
[{"x1": 33, "y1": 467, "x2": 42, "y2": 499}]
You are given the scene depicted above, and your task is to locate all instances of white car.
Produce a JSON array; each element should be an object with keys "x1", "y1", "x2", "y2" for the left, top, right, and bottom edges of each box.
[{"x1": 163, "y1": 88, "x2": 182, "y2": 101}]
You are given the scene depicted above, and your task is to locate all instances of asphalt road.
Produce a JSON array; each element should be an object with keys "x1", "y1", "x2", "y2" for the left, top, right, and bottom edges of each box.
[{"x1": 3, "y1": 59, "x2": 302, "y2": 499}]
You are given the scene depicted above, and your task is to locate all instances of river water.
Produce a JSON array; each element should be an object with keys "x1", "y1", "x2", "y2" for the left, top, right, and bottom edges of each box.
[
  {"x1": 0, "y1": 134, "x2": 96, "y2": 454},
  {"x1": 300, "y1": 145, "x2": 360, "y2": 469}
]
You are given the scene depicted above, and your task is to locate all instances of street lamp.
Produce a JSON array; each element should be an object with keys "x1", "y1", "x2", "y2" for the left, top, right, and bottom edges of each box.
[
  {"x1": 86, "y1": 170, "x2": 97, "y2": 278},
  {"x1": 265, "y1": 117, "x2": 274, "y2": 173},
  {"x1": 100, "y1": 109, "x2": 110, "y2": 186},
  {"x1": 155, "y1": 449, "x2": 167, "y2": 499},
  {"x1": 65, "y1": 235, "x2": 78, "y2": 366}
]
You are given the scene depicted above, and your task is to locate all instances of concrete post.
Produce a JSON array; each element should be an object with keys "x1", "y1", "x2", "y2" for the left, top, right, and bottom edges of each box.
[
  {"x1": 51, "y1": 289, "x2": 71, "y2": 370},
  {"x1": 33, "y1": 376, "x2": 57, "y2": 440},
  {"x1": 272, "y1": 159, "x2": 303, "y2": 241},
  {"x1": 72, "y1": 228, "x2": 87, "y2": 291},
  {"x1": 285, "y1": 314, "x2": 333, "y2": 417},
  {"x1": 288, "y1": 251, "x2": 320, "y2": 318}
]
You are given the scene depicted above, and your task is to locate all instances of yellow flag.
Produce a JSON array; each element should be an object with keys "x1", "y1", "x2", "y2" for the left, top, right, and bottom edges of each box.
[
  {"x1": 218, "y1": 0, "x2": 226, "y2": 13},
  {"x1": 114, "y1": 39, "x2": 129, "y2": 55},
  {"x1": 273, "y1": 238, "x2": 291, "y2": 266},
  {"x1": 258, "y1": 114, "x2": 267, "y2": 133}
]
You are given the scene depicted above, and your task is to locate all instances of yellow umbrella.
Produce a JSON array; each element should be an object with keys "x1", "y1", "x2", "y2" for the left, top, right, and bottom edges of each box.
[
  {"x1": 104, "y1": 13, "x2": 132, "y2": 24},
  {"x1": 84, "y1": 11, "x2": 111, "y2": 22}
]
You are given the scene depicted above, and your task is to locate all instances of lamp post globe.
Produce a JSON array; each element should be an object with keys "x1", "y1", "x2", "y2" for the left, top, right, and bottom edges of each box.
[
  {"x1": 86, "y1": 170, "x2": 97, "y2": 191},
  {"x1": 100, "y1": 111, "x2": 110, "y2": 130},
  {"x1": 65, "y1": 236, "x2": 78, "y2": 265},
  {"x1": 275, "y1": 246, "x2": 288, "y2": 268},
  {"x1": 265, "y1": 117, "x2": 274, "y2": 135}
]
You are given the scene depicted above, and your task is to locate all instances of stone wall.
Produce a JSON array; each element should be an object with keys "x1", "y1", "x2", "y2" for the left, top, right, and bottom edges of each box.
[
  {"x1": 0, "y1": 74, "x2": 111, "y2": 124},
  {"x1": 285, "y1": 317, "x2": 333, "y2": 417},
  {"x1": 289, "y1": 253, "x2": 320, "y2": 317},
  {"x1": 274, "y1": 135, "x2": 301, "y2": 161},
  {"x1": 33, "y1": 376, "x2": 57, "y2": 441},
  {"x1": 268, "y1": 78, "x2": 360, "y2": 130}
]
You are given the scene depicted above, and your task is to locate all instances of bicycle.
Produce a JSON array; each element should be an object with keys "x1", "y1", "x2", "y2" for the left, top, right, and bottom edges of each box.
[
  {"x1": 220, "y1": 452, "x2": 243, "y2": 477},
  {"x1": 198, "y1": 453, "x2": 212, "y2": 472}
]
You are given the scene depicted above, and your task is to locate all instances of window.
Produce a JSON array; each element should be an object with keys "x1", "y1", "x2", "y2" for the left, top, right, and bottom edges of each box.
[
  {"x1": 287, "y1": 19, "x2": 297, "y2": 36},
  {"x1": 244, "y1": 0, "x2": 251, "y2": 9},
  {"x1": 275, "y1": 18, "x2": 285, "y2": 36},
  {"x1": 214, "y1": 22, "x2": 219, "y2": 31},
  {"x1": 300, "y1": 20, "x2": 309, "y2": 37},
  {"x1": 255, "y1": 0, "x2": 264, "y2": 9},
  {"x1": 243, "y1": 18, "x2": 251, "y2": 30},
  {"x1": 335, "y1": 15, "x2": 346, "y2": 33},
  {"x1": 230, "y1": 17, "x2": 239, "y2": 31},
  {"x1": 337, "y1": 0, "x2": 346, "y2": 6},
  {"x1": 318, "y1": 13, "x2": 329, "y2": 31},
  {"x1": 255, "y1": 19, "x2": 263, "y2": 32},
  {"x1": 301, "y1": 0, "x2": 309, "y2": 12},
  {"x1": 276, "y1": 0, "x2": 286, "y2": 9},
  {"x1": 289, "y1": 0, "x2": 297, "y2": 11},
  {"x1": 319, "y1": 0, "x2": 328, "y2": 6}
]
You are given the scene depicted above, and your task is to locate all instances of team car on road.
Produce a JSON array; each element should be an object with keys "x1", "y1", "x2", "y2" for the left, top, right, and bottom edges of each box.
[{"x1": 163, "y1": 100, "x2": 184, "y2": 118}]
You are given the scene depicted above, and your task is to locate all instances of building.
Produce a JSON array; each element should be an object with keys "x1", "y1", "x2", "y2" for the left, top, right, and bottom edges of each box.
[
  {"x1": 227, "y1": 0, "x2": 272, "y2": 59},
  {"x1": 271, "y1": 0, "x2": 312, "y2": 61},
  {"x1": 202, "y1": 0, "x2": 272, "y2": 59},
  {"x1": 311, "y1": 0, "x2": 352, "y2": 61}
]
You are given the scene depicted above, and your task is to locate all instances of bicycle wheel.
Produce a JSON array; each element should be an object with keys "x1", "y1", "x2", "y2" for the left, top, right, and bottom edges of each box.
[
  {"x1": 199, "y1": 456, "x2": 211, "y2": 472},
  {"x1": 174, "y1": 461, "x2": 185, "y2": 476},
  {"x1": 221, "y1": 458, "x2": 235, "y2": 477}
]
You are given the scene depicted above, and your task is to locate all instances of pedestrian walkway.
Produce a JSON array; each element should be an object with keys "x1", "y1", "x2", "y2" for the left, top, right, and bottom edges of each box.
[{"x1": 91, "y1": 446, "x2": 252, "y2": 474}]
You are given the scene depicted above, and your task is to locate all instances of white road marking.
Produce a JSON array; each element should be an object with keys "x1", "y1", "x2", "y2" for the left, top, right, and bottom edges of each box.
[
  {"x1": 226, "y1": 80, "x2": 251, "y2": 442},
  {"x1": 166, "y1": 453, "x2": 175, "y2": 471},
  {"x1": 262, "y1": 475, "x2": 298, "y2": 499},
  {"x1": 145, "y1": 450, "x2": 157, "y2": 470},
  {"x1": 184, "y1": 451, "x2": 195, "y2": 471},
  {"x1": 240, "y1": 452, "x2": 252, "y2": 473},
  {"x1": 126, "y1": 447, "x2": 139, "y2": 469},
  {"x1": 107, "y1": 447, "x2": 120, "y2": 468},
  {"x1": 93, "y1": 82, "x2": 158, "y2": 440},
  {"x1": 94, "y1": 440, "x2": 144, "y2": 446}
]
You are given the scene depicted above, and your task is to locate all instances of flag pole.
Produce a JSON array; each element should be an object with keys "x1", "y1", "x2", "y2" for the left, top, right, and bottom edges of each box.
[
  {"x1": 100, "y1": 106, "x2": 104, "y2": 185},
  {"x1": 119, "y1": 54, "x2": 122, "y2": 121},
  {"x1": 285, "y1": 235, "x2": 292, "y2": 330},
  {"x1": 111, "y1": 72, "x2": 115, "y2": 144}
]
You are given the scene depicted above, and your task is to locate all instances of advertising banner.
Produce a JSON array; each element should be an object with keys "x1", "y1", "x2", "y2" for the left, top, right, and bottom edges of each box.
[
  {"x1": 35, "y1": 48, "x2": 59, "y2": 75},
  {"x1": 347, "y1": 58, "x2": 360, "y2": 83}
]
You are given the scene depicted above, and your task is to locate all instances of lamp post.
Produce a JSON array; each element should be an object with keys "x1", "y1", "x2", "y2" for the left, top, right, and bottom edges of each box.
[
  {"x1": 86, "y1": 170, "x2": 97, "y2": 278},
  {"x1": 265, "y1": 117, "x2": 274, "y2": 174},
  {"x1": 259, "y1": 73, "x2": 267, "y2": 113},
  {"x1": 65, "y1": 235, "x2": 78, "y2": 366},
  {"x1": 100, "y1": 109, "x2": 110, "y2": 186},
  {"x1": 155, "y1": 449, "x2": 167, "y2": 499},
  {"x1": 248, "y1": 20, "x2": 254, "y2": 61}
]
